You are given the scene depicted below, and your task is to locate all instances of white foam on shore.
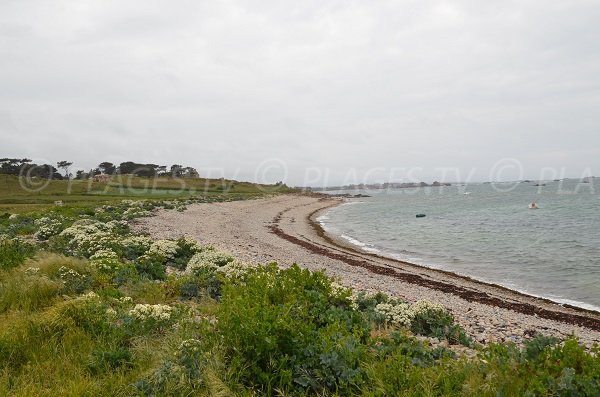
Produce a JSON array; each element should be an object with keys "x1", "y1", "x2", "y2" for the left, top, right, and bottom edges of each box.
[
  {"x1": 551, "y1": 299, "x2": 600, "y2": 313},
  {"x1": 399, "y1": 253, "x2": 600, "y2": 313},
  {"x1": 316, "y1": 214, "x2": 334, "y2": 233},
  {"x1": 340, "y1": 201, "x2": 364, "y2": 206},
  {"x1": 508, "y1": 289, "x2": 600, "y2": 313},
  {"x1": 392, "y1": 248, "x2": 600, "y2": 313},
  {"x1": 339, "y1": 234, "x2": 381, "y2": 253}
]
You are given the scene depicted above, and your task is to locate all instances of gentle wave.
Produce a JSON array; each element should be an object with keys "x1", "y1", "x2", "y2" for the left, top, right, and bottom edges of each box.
[
  {"x1": 339, "y1": 234, "x2": 381, "y2": 253},
  {"x1": 332, "y1": 226, "x2": 600, "y2": 312},
  {"x1": 340, "y1": 201, "x2": 365, "y2": 206},
  {"x1": 319, "y1": 184, "x2": 600, "y2": 313}
]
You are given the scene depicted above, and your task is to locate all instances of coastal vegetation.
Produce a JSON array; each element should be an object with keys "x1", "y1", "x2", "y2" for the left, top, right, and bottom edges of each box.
[
  {"x1": 0, "y1": 157, "x2": 295, "y2": 214},
  {"x1": 0, "y1": 173, "x2": 295, "y2": 214},
  {"x1": 0, "y1": 191, "x2": 598, "y2": 395}
]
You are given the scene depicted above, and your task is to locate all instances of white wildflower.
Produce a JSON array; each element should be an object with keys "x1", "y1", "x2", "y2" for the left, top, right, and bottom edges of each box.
[
  {"x1": 90, "y1": 249, "x2": 119, "y2": 261},
  {"x1": 122, "y1": 206, "x2": 152, "y2": 219},
  {"x1": 375, "y1": 302, "x2": 413, "y2": 327},
  {"x1": 176, "y1": 339, "x2": 202, "y2": 357},
  {"x1": 33, "y1": 217, "x2": 63, "y2": 240},
  {"x1": 186, "y1": 249, "x2": 233, "y2": 274},
  {"x1": 121, "y1": 199, "x2": 146, "y2": 208},
  {"x1": 129, "y1": 303, "x2": 173, "y2": 322},
  {"x1": 79, "y1": 291, "x2": 99, "y2": 301},
  {"x1": 375, "y1": 299, "x2": 448, "y2": 328},
  {"x1": 59, "y1": 221, "x2": 120, "y2": 257},
  {"x1": 90, "y1": 249, "x2": 121, "y2": 271},
  {"x1": 217, "y1": 259, "x2": 255, "y2": 278},
  {"x1": 25, "y1": 267, "x2": 40, "y2": 275},
  {"x1": 330, "y1": 281, "x2": 350, "y2": 298},
  {"x1": 348, "y1": 293, "x2": 360, "y2": 311},
  {"x1": 119, "y1": 296, "x2": 133, "y2": 304},
  {"x1": 148, "y1": 240, "x2": 180, "y2": 260},
  {"x1": 120, "y1": 235, "x2": 152, "y2": 252},
  {"x1": 58, "y1": 266, "x2": 83, "y2": 282}
]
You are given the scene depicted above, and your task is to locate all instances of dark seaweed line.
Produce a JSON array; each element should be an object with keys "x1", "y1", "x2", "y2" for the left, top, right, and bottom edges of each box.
[{"x1": 269, "y1": 202, "x2": 600, "y2": 332}]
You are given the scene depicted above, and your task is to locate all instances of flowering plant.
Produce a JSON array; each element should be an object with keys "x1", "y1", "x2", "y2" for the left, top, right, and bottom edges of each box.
[
  {"x1": 90, "y1": 249, "x2": 122, "y2": 273},
  {"x1": 122, "y1": 207, "x2": 152, "y2": 219},
  {"x1": 186, "y1": 249, "x2": 234, "y2": 274},
  {"x1": 25, "y1": 266, "x2": 40, "y2": 275},
  {"x1": 34, "y1": 216, "x2": 64, "y2": 240},
  {"x1": 374, "y1": 302, "x2": 413, "y2": 327},
  {"x1": 57, "y1": 265, "x2": 92, "y2": 294},
  {"x1": 129, "y1": 304, "x2": 175, "y2": 330},
  {"x1": 58, "y1": 220, "x2": 121, "y2": 257},
  {"x1": 175, "y1": 339, "x2": 205, "y2": 376},
  {"x1": 148, "y1": 240, "x2": 180, "y2": 260},
  {"x1": 373, "y1": 299, "x2": 449, "y2": 329},
  {"x1": 217, "y1": 259, "x2": 255, "y2": 280},
  {"x1": 120, "y1": 235, "x2": 152, "y2": 259}
]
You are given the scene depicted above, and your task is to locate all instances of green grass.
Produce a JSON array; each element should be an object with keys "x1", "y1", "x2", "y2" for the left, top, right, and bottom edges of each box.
[{"x1": 0, "y1": 174, "x2": 296, "y2": 213}]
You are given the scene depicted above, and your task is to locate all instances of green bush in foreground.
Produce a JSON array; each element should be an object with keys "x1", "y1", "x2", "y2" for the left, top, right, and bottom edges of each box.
[{"x1": 216, "y1": 264, "x2": 370, "y2": 394}]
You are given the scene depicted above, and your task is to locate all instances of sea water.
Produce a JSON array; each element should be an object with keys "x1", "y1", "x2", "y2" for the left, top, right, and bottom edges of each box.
[{"x1": 319, "y1": 180, "x2": 600, "y2": 311}]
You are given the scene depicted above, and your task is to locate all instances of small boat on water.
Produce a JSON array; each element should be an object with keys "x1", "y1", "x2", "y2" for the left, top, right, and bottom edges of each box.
[
  {"x1": 416, "y1": 213, "x2": 426, "y2": 218},
  {"x1": 528, "y1": 202, "x2": 539, "y2": 209}
]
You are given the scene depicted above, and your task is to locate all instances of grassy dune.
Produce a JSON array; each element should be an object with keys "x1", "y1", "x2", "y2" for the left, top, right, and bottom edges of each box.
[{"x1": 0, "y1": 175, "x2": 295, "y2": 213}]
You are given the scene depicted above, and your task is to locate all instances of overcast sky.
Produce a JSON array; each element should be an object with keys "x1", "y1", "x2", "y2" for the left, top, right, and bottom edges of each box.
[{"x1": 1, "y1": 0, "x2": 599, "y2": 185}]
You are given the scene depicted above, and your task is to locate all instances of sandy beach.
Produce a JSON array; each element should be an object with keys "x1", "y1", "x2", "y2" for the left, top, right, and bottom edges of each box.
[{"x1": 133, "y1": 194, "x2": 600, "y2": 346}]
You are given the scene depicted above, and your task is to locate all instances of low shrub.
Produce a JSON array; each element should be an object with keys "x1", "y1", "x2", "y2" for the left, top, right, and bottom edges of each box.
[
  {"x1": 134, "y1": 252, "x2": 167, "y2": 280},
  {"x1": 409, "y1": 302, "x2": 471, "y2": 346},
  {"x1": 178, "y1": 279, "x2": 202, "y2": 300},
  {"x1": 87, "y1": 347, "x2": 133, "y2": 374},
  {"x1": 217, "y1": 264, "x2": 370, "y2": 395},
  {"x1": 0, "y1": 237, "x2": 36, "y2": 270},
  {"x1": 522, "y1": 334, "x2": 560, "y2": 361},
  {"x1": 168, "y1": 237, "x2": 202, "y2": 270},
  {"x1": 186, "y1": 249, "x2": 234, "y2": 274},
  {"x1": 128, "y1": 303, "x2": 175, "y2": 332}
]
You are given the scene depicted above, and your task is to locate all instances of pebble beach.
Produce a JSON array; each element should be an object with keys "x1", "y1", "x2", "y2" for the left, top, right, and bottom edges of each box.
[{"x1": 133, "y1": 194, "x2": 600, "y2": 347}]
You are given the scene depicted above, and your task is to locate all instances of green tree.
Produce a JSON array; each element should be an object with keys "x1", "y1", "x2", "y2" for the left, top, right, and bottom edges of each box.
[
  {"x1": 98, "y1": 162, "x2": 116, "y2": 175},
  {"x1": 170, "y1": 164, "x2": 183, "y2": 177},
  {"x1": 57, "y1": 161, "x2": 73, "y2": 179}
]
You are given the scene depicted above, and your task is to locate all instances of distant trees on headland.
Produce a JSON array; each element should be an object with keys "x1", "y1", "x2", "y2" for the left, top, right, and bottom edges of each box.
[
  {"x1": 0, "y1": 158, "x2": 200, "y2": 180},
  {"x1": 0, "y1": 158, "x2": 63, "y2": 179}
]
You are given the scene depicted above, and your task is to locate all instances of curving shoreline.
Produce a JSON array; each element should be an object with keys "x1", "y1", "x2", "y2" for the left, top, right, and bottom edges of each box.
[
  {"x1": 133, "y1": 193, "x2": 600, "y2": 345},
  {"x1": 308, "y1": 201, "x2": 600, "y2": 319}
]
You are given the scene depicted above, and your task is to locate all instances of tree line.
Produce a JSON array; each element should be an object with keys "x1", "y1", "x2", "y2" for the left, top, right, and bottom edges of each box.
[{"x1": 0, "y1": 158, "x2": 200, "y2": 180}]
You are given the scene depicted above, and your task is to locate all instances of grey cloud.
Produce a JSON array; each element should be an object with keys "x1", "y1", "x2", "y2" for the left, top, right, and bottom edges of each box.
[{"x1": 1, "y1": 0, "x2": 599, "y2": 185}]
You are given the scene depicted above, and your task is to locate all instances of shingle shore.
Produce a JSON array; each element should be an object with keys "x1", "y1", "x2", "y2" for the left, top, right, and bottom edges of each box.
[{"x1": 133, "y1": 194, "x2": 600, "y2": 346}]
